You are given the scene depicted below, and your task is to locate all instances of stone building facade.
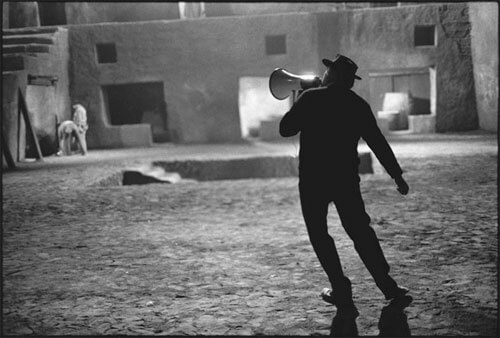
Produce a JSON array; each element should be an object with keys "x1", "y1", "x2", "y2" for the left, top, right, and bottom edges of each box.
[{"x1": 2, "y1": 2, "x2": 497, "y2": 160}]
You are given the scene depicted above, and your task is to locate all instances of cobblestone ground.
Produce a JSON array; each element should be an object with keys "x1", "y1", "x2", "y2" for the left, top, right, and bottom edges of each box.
[{"x1": 2, "y1": 132, "x2": 497, "y2": 336}]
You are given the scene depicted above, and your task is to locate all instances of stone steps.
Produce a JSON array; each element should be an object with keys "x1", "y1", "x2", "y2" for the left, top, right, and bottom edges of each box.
[
  {"x1": 1, "y1": 27, "x2": 61, "y2": 72},
  {"x1": 2, "y1": 26, "x2": 59, "y2": 36},
  {"x1": 2, "y1": 34, "x2": 55, "y2": 46},
  {"x1": 2, "y1": 54, "x2": 25, "y2": 72},
  {"x1": 3, "y1": 43, "x2": 51, "y2": 54}
]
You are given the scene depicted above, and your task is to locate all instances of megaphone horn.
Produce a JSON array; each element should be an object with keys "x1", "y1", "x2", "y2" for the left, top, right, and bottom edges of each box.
[{"x1": 269, "y1": 68, "x2": 321, "y2": 100}]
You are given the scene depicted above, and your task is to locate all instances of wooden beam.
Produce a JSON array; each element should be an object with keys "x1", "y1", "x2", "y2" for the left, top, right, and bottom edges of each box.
[{"x1": 1, "y1": 130, "x2": 16, "y2": 169}]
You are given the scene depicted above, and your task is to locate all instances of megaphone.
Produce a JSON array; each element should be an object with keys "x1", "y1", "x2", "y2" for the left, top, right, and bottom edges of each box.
[{"x1": 269, "y1": 68, "x2": 321, "y2": 100}]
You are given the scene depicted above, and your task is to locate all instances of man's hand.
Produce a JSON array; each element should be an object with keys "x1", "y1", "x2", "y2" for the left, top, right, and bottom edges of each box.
[{"x1": 394, "y1": 175, "x2": 409, "y2": 195}]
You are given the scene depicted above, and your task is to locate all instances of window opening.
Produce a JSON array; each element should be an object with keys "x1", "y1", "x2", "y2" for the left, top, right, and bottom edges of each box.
[
  {"x1": 266, "y1": 35, "x2": 287, "y2": 55},
  {"x1": 96, "y1": 43, "x2": 117, "y2": 63},
  {"x1": 414, "y1": 25, "x2": 436, "y2": 47}
]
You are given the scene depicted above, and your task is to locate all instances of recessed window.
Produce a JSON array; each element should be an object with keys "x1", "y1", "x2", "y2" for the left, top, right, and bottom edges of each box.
[
  {"x1": 96, "y1": 43, "x2": 117, "y2": 63},
  {"x1": 414, "y1": 25, "x2": 436, "y2": 47},
  {"x1": 266, "y1": 35, "x2": 287, "y2": 55}
]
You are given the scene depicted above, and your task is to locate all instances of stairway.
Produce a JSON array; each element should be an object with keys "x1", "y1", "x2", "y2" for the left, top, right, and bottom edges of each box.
[{"x1": 2, "y1": 26, "x2": 59, "y2": 72}]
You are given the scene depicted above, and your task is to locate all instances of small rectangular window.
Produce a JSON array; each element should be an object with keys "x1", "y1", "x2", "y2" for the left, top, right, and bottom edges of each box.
[
  {"x1": 414, "y1": 25, "x2": 436, "y2": 47},
  {"x1": 96, "y1": 43, "x2": 117, "y2": 63},
  {"x1": 266, "y1": 35, "x2": 287, "y2": 55}
]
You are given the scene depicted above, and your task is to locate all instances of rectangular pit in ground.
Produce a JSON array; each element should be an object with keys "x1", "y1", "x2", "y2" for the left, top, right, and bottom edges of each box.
[{"x1": 152, "y1": 154, "x2": 372, "y2": 181}]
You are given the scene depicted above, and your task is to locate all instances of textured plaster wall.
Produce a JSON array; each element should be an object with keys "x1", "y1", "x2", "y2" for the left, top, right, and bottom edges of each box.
[
  {"x1": 68, "y1": 14, "x2": 318, "y2": 145},
  {"x1": 316, "y1": 3, "x2": 478, "y2": 132},
  {"x1": 65, "y1": 2, "x2": 181, "y2": 24},
  {"x1": 469, "y1": 2, "x2": 498, "y2": 132},
  {"x1": 1, "y1": 28, "x2": 71, "y2": 158},
  {"x1": 206, "y1": 3, "x2": 340, "y2": 17},
  {"x1": 3, "y1": 2, "x2": 9, "y2": 28},
  {"x1": 2, "y1": 73, "x2": 27, "y2": 162},
  {"x1": 63, "y1": 2, "x2": 341, "y2": 23},
  {"x1": 8, "y1": 1, "x2": 40, "y2": 28},
  {"x1": 23, "y1": 28, "x2": 71, "y2": 154}
]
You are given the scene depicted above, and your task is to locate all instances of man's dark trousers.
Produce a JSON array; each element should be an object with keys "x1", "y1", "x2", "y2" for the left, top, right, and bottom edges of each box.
[{"x1": 299, "y1": 178, "x2": 398, "y2": 302}]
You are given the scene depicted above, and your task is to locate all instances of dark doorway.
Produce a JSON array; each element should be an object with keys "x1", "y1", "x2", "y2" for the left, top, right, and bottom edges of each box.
[
  {"x1": 103, "y1": 82, "x2": 169, "y2": 143},
  {"x1": 38, "y1": 2, "x2": 67, "y2": 26}
]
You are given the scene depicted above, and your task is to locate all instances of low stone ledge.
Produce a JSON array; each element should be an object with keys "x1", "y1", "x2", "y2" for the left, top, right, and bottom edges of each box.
[
  {"x1": 94, "y1": 153, "x2": 373, "y2": 186},
  {"x1": 409, "y1": 115, "x2": 435, "y2": 134},
  {"x1": 153, "y1": 153, "x2": 373, "y2": 181}
]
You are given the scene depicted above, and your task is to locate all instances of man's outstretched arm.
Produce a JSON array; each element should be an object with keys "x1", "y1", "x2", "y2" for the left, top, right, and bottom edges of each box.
[{"x1": 360, "y1": 104, "x2": 409, "y2": 195}]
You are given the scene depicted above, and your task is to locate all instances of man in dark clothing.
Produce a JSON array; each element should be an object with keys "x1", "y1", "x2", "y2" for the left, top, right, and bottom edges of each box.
[{"x1": 279, "y1": 54, "x2": 410, "y2": 318}]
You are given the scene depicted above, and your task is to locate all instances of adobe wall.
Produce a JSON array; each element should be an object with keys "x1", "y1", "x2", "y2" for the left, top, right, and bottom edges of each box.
[
  {"x1": 206, "y1": 3, "x2": 341, "y2": 17},
  {"x1": 64, "y1": 2, "x2": 181, "y2": 24},
  {"x1": 68, "y1": 14, "x2": 318, "y2": 145},
  {"x1": 3, "y1": 2, "x2": 9, "y2": 29},
  {"x1": 2, "y1": 72, "x2": 27, "y2": 163},
  {"x1": 7, "y1": 1, "x2": 40, "y2": 28},
  {"x1": 62, "y1": 2, "x2": 342, "y2": 24},
  {"x1": 23, "y1": 28, "x2": 72, "y2": 155},
  {"x1": 469, "y1": 2, "x2": 498, "y2": 132},
  {"x1": 316, "y1": 3, "x2": 478, "y2": 132}
]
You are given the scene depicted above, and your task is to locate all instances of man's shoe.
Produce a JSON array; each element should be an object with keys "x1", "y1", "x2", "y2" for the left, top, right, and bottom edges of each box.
[
  {"x1": 384, "y1": 286, "x2": 410, "y2": 301},
  {"x1": 336, "y1": 304, "x2": 360, "y2": 319},
  {"x1": 321, "y1": 276, "x2": 354, "y2": 304}
]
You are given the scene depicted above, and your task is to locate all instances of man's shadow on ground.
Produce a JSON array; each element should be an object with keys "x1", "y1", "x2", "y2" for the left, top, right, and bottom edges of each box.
[{"x1": 329, "y1": 295, "x2": 413, "y2": 337}]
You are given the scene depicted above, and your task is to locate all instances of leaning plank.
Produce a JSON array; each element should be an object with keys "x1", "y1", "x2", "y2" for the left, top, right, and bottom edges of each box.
[{"x1": 18, "y1": 87, "x2": 43, "y2": 161}]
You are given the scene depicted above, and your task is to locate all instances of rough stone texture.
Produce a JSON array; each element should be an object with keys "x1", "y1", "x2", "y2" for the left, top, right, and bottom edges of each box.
[
  {"x1": 260, "y1": 118, "x2": 282, "y2": 141},
  {"x1": 409, "y1": 115, "x2": 436, "y2": 134},
  {"x1": 2, "y1": 2, "x2": 9, "y2": 28},
  {"x1": 150, "y1": 154, "x2": 371, "y2": 181},
  {"x1": 2, "y1": 72, "x2": 27, "y2": 164},
  {"x1": 469, "y1": 2, "x2": 498, "y2": 132},
  {"x1": 119, "y1": 125, "x2": 153, "y2": 148},
  {"x1": 65, "y1": 2, "x2": 181, "y2": 24},
  {"x1": 207, "y1": 3, "x2": 340, "y2": 17},
  {"x1": 316, "y1": 3, "x2": 477, "y2": 132},
  {"x1": 8, "y1": 2, "x2": 40, "y2": 28},
  {"x1": 1, "y1": 133, "x2": 497, "y2": 336},
  {"x1": 153, "y1": 156, "x2": 300, "y2": 181},
  {"x1": 68, "y1": 14, "x2": 318, "y2": 145},
  {"x1": 62, "y1": 3, "x2": 342, "y2": 24},
  {"x1": 435, "y1": 4, "x2": 478, "y2": 132}
]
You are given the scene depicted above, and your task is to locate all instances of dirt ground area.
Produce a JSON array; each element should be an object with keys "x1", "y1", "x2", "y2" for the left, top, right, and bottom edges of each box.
[{"x1": 2, "y1": 132, "x2": 498, "y2": 336}]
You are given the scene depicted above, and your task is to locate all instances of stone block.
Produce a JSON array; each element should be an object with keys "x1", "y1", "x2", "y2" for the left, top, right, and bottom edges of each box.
[
  {"x1": 153, "y1": 153, "x2": 373, "y2": 181},
  {"x1": 2, "y1": 54, "x2": 25, "y2": 72},
  {"x1": 358, "y1": 152, "x2": 373, "y2": 174},
  {"x1": 87, "y1": 126, "x2": 122, "y2": 149},
  {"x1": 409, "y1": 115, "x2": 436, "y2": 133},
  {"x1": 8, "y1": 2, "x2": 40, "y2": 28},
  {"x1": 381, "y1": 92, "x2": 412, "y2": 129},
  {"x1": 377, "y1": 110, "x2": 401, "y2": 130},
  {"x1": 382, "y1": 93, "x2": 411, "y2": 112},
  {"x1": 88, "y1": 124, "x2": 152, "y2": 149},
  {"x1": 119, "y1": 124, "x2": 153, "y2": 147},
  {"x1": 376, "y1": 116, "x2": 391, "y2": 135}
]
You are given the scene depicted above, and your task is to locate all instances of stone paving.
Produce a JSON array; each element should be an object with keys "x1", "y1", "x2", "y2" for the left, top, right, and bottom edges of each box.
[{"x1": 2, "y1": 132, "x2": 498, "y2": 336}]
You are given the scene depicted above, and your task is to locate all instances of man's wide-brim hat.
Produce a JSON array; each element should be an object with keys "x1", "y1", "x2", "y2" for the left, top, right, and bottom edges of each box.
[{"x1": 322, "y1": 54, "x2": 362, "y2": 80}]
